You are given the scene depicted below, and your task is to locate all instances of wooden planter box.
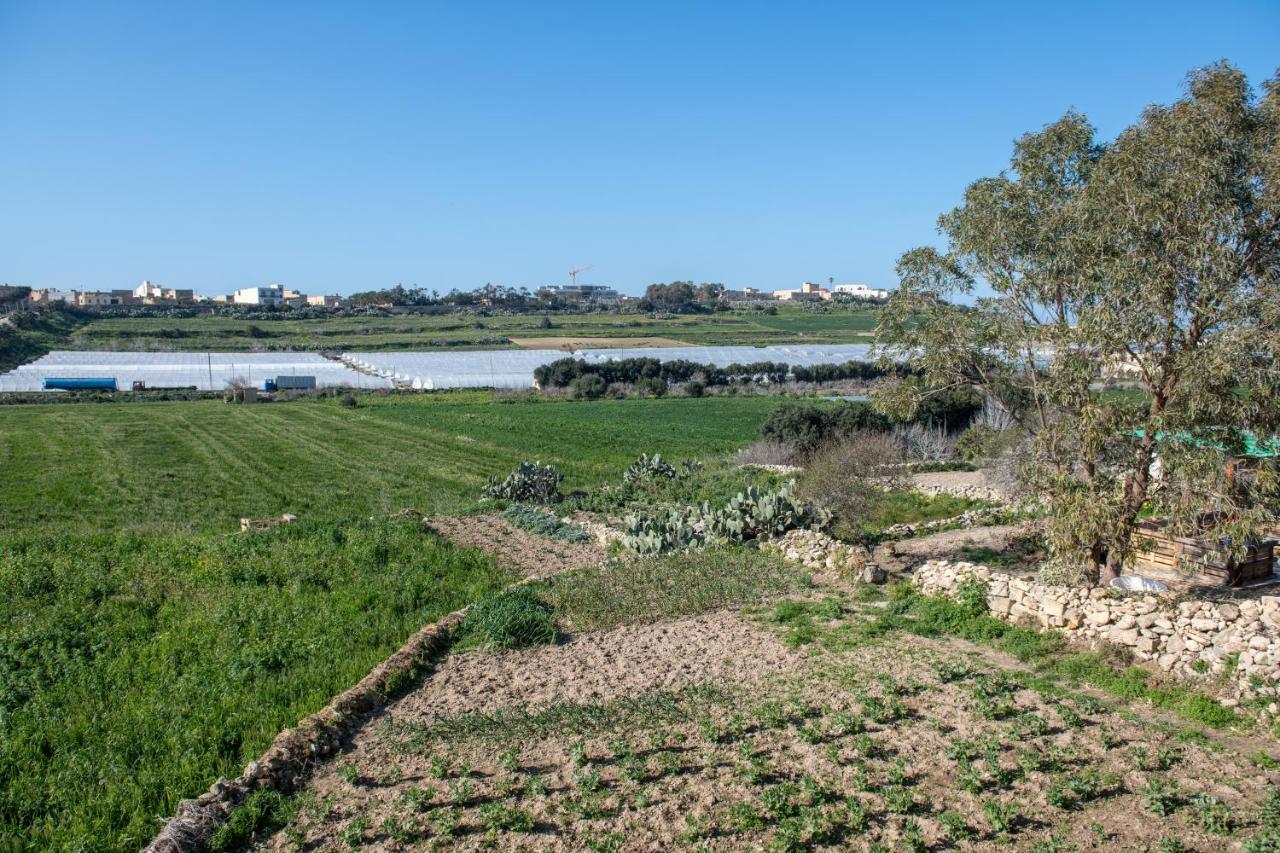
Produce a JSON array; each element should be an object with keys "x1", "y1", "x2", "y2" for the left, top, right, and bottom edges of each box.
[{"x1": 1133, "y1": 517, "x2": 1275, "y2": 587}]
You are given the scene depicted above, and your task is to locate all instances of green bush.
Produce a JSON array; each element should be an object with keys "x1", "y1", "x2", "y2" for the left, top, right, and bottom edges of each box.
[
  {"x1": 759, "y1": 401, "x2": 891, "y2": 457},
  {"x1": 570, "y1": 374, "x2": 607, "y2": 400},
  {"x1": 460, "y1": 586, "x2": 556, "y2": 649},
  {"x1": 635, "y1": 376, "x2": 668, "y2": 397},
  {"x1": 620, "y1": 482, "x2": 829, "y2": 555},
  {"x1": 623, "y1": 453, "x2": 678, "y2": 484},
  {"x1": 797, "y1": 432, "x2": 904, "y2": 540},
  {"x1": 483, "y1": 461, "x2": 564, "y2": 503}
]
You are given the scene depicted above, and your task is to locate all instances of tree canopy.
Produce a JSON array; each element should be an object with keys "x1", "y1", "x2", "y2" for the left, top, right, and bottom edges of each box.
[{"x1": 875, "y1": 62, "x2": 1280, "y2": 583}]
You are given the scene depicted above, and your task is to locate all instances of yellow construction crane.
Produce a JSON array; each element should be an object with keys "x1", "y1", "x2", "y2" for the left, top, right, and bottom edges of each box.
[{"x1": 568, "y1": 264, "x2": 593, "y2": 288}]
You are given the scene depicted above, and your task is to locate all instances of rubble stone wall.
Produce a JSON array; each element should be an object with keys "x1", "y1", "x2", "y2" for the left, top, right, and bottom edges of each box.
[{"x1": 914, "y1": 560, "x2": 1280, "y2": 706}]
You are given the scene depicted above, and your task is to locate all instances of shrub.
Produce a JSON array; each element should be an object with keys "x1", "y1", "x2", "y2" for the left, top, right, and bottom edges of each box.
[
  {"x1": 956, "y1": 423, "x2": 998, "y2": 461},
  {"x1": 570, "y1": 374, "x2": 607, "y2": 400},
  {"x1": 460, "y1": 586, "x2": 556, "y2": 649},
  {"x1": 894, "y1": 422, "x2": 955, "y2": 462},
  {"x1": 623, "y1": 453, "x2": 678, "y2": 484},
  {"x1": 685, "y1": 380, "x2": 705, "y2": 398},
  {"x1": 732, "y1": 440, "x2": 799, "y2": 468},
  {"x1": 797, "y1": 432, "x2": 904, "y2": 539},
  {"x1": 482, "y1": 462, "x2": 564, "y2": 503},
  {"x1": 339, "y1": 394, "x2": 358, "y2": 408},
  {"x1": 620, "y1": 482, "x2": 829, "y2": 555},
  {"x1": 635, "y1": 376, "x2": 668, "y2": 397},
  {"x1": 759, "y1": 401, "x2": 892, "y2": 457}
]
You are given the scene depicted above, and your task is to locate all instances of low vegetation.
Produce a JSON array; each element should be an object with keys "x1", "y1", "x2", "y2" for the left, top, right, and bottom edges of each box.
[
  {"x1": 43, "y1": 303, "x2": 880, "y2": 353},
  {"x1": 0, "y1": 517, "x2": 513, "y2": 851},
  {"x1": 498, "y1": 505, "x2": 592, "y2": 543},
  {"x1": 619, "y1": 482, "x2": 828, "y2": 555},
  {"x1": 259, "y1": 551, "x2": 1276, "y2": 851},
  {"x1": 0, "y1": 392, "x2": 780, "y2": 535},
  {"x1": 546, "y1": 548, "x2": 808, "y2": 631}
]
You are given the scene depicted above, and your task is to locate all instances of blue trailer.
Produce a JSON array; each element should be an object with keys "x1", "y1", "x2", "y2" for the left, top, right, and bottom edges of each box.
[
  {"x1": 43, "y1": 377, "x2": 118, "y2": 391},
  {"x1": 273, "y1": 375, "x2": 316, "y2": 390}
]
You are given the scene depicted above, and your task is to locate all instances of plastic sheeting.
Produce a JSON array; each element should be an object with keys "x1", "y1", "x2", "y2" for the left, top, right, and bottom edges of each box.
[
  {"x1": 0, "y1": 351, "x2": 392, "y2": 392},
  {"x1": 342, "y1": 344, "x2": 877, "y2": 390},
  {"x1": 341, "y1": 350, "x2": 567, "y2": 390}
]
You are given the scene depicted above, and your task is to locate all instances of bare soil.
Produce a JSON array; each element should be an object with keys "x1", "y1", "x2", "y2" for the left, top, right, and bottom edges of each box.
[
  {"x1": 265, "y1": 583, "x2": 1278, "y2": 851},
  {"x1": 507, "y1": 336, "x2": 691, "y2": 350},
  {"x1": 427, "y1": 515, "x2": 606, "y2": 580}
]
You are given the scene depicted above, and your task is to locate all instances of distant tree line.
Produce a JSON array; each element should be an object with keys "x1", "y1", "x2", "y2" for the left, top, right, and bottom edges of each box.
[
  {"x1": 638, "y1": 282, "x2": 726, "y2": 313},
  {"x1": 345, "y1": 283, "x2": 540, "y2": 310},
  {"x1": 534, "y1": 357, "x2": 898, "y2": 390}
]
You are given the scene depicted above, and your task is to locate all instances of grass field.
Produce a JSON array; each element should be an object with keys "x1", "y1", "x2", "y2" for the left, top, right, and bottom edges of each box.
[
  {"x1": 64, "y1": 305, "x2": 878, "y2": 353},
  {"x1": 0, "y1": 517, "x2": 513, "y2": 852},
  {"x1": 0, "y1": 392, "x2": 778, "y2": 535}
]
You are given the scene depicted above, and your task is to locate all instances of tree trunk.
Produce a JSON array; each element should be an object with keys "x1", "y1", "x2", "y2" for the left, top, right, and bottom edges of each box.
[{"x1": 1106, "y1": 433, "x2": 1161, "y2": 584}]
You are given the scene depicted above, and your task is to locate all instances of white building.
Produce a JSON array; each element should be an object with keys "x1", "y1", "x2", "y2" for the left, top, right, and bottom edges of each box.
[
  {"x1": 833, "y1": 283, "x2": 891, "y2": 300},
  {"x1": 232, "y1": 284, "x2": 285, "y2": 306},
  {"x1": 773, "y1": 281, "x2": 831, "y2": 301},
  {"x1": 134, "y1": 280, "x2": 163, "y2": 300},
  {"x1": 29, "y1": 288, "x2": 77, "y2": 304},
  {"x1": 536, "y1": 284, "x2": 620, "y2": 304},
  {"x1": 307, "y1": 294, "x2": 343, "y2": 308}
]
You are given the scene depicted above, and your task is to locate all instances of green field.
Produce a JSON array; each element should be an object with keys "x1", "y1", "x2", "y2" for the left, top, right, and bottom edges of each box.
[
  {"x1": 0, "y1": 518, "x2": 513, "y2": 851},
  {"x1": 0, "y1": 392, "x2": 780, "y2": 850},
  {"x1": 0, "y1": 392, "x2": 777, "y2": 536},
  {"x1": 64, "y1": 305, "x2": 878, "y2": 352}
]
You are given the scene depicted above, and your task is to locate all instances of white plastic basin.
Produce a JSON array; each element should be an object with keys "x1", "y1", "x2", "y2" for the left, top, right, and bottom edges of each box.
[{"x1": 1109, "y1": 575, "x2": 1170, "y2": 594}]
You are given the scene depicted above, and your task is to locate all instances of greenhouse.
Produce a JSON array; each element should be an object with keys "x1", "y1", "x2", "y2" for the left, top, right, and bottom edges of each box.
[
  {"x1": 0, "y1": 351, "x2": 391, "y2": 392},
  {"x1": 341, "y1": 350, "x2": 566, "y2": 389}
]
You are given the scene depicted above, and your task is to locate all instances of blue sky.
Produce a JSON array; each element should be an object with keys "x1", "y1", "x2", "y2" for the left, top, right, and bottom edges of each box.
[{"x1": 1, "y1": 2, "x2": 1276, "y2": 297}]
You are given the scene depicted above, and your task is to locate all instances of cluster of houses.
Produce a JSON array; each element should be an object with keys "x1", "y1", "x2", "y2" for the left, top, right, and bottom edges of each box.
[
  {"x1": 535, "y1": 280, "x2": 891, "y2": 307},
  {"x1": 19, "y1": 278, "x2": 889, "y2": 312},
  {"x1": 24, "y1": 282, "x2": 344, "y2": 309}
]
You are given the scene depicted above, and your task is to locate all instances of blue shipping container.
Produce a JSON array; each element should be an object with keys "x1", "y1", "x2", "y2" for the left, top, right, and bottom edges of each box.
[{"x1": 43, "y1": 377, "x2": 118, "y2": 391}]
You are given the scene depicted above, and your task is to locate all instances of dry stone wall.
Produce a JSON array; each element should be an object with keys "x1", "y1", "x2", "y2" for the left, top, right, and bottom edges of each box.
[
  {"x1": 914, "y1": 560, "x2": 1280, "y2": 708},
  {"x1": 766, "y1": 528, "x2": 871, "y2": 576}
]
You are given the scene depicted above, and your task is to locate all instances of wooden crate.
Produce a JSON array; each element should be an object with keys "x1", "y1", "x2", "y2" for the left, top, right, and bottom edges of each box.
[{"x1": 1133, "y1": 518, "x2": 1275, "y2": 586}]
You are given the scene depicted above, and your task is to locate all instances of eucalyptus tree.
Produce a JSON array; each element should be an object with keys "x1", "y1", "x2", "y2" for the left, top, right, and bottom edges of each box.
[{"x1": 876, "y1": 63, "x2": 1280, "y2": 583}]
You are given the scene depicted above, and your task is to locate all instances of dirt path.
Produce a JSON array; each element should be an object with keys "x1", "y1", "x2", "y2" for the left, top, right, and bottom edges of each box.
[
  {"x1": 507, "y1": 336, "x2": 690, "y2": 350},
  {"x1": 427, "y1": 514, "x2": 606, "y2": 579},
  {"x1": 394, "y1": 610, "x2": 798, "y2": 721}
]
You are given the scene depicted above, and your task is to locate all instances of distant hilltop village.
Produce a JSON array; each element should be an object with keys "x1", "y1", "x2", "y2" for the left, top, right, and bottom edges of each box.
[
  {"x1": 24, "y1": 281, "x2": 344, "y2": 309},
  {"x1": 534, "y1": 280, "x2": 890, "y2": 306},
  {"x1": 15, "y1": 278, "x2": 890, "y2": 311}
]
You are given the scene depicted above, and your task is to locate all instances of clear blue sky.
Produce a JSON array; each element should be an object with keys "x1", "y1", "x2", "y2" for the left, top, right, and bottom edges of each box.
[{"x1": 1, "y1": 1, "x2": 1276, "y2": 297}]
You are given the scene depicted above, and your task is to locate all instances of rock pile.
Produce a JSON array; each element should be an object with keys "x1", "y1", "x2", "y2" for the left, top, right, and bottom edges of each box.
[
  {"x1": 766, "y1": 528, "x2": 883, "y2": 582},
  {"x1": 880, "y1": 507, "x2": 1012, "y2": 539},
  {"x1": 909, "y1": 471, "x2": 1007, "y2": 503},
  {"x1": 914, "y1": 560, "x2": 1280, "y2": 704}
]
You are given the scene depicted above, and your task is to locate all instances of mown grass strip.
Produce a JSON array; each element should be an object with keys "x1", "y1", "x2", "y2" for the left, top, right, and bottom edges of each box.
[{"x1": 547, "y1": 547, "x2": 810, "y2": 632}]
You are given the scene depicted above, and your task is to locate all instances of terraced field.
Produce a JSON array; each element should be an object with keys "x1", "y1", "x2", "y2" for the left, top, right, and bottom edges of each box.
[
  {"x1": 0, "y1": 391, "x2": 783, "y2": 850},
  {"x1": 67, "y1": 306, "x2": 879, "y2": 352},
  {"x1": 0, "y1": 392, "x2": 777, "y2": 535}
]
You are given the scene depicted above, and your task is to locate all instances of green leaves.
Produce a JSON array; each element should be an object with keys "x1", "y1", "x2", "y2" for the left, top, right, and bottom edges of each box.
[{"x1": 878, "y1": 63, "x2": 1280, "y2": 581}]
